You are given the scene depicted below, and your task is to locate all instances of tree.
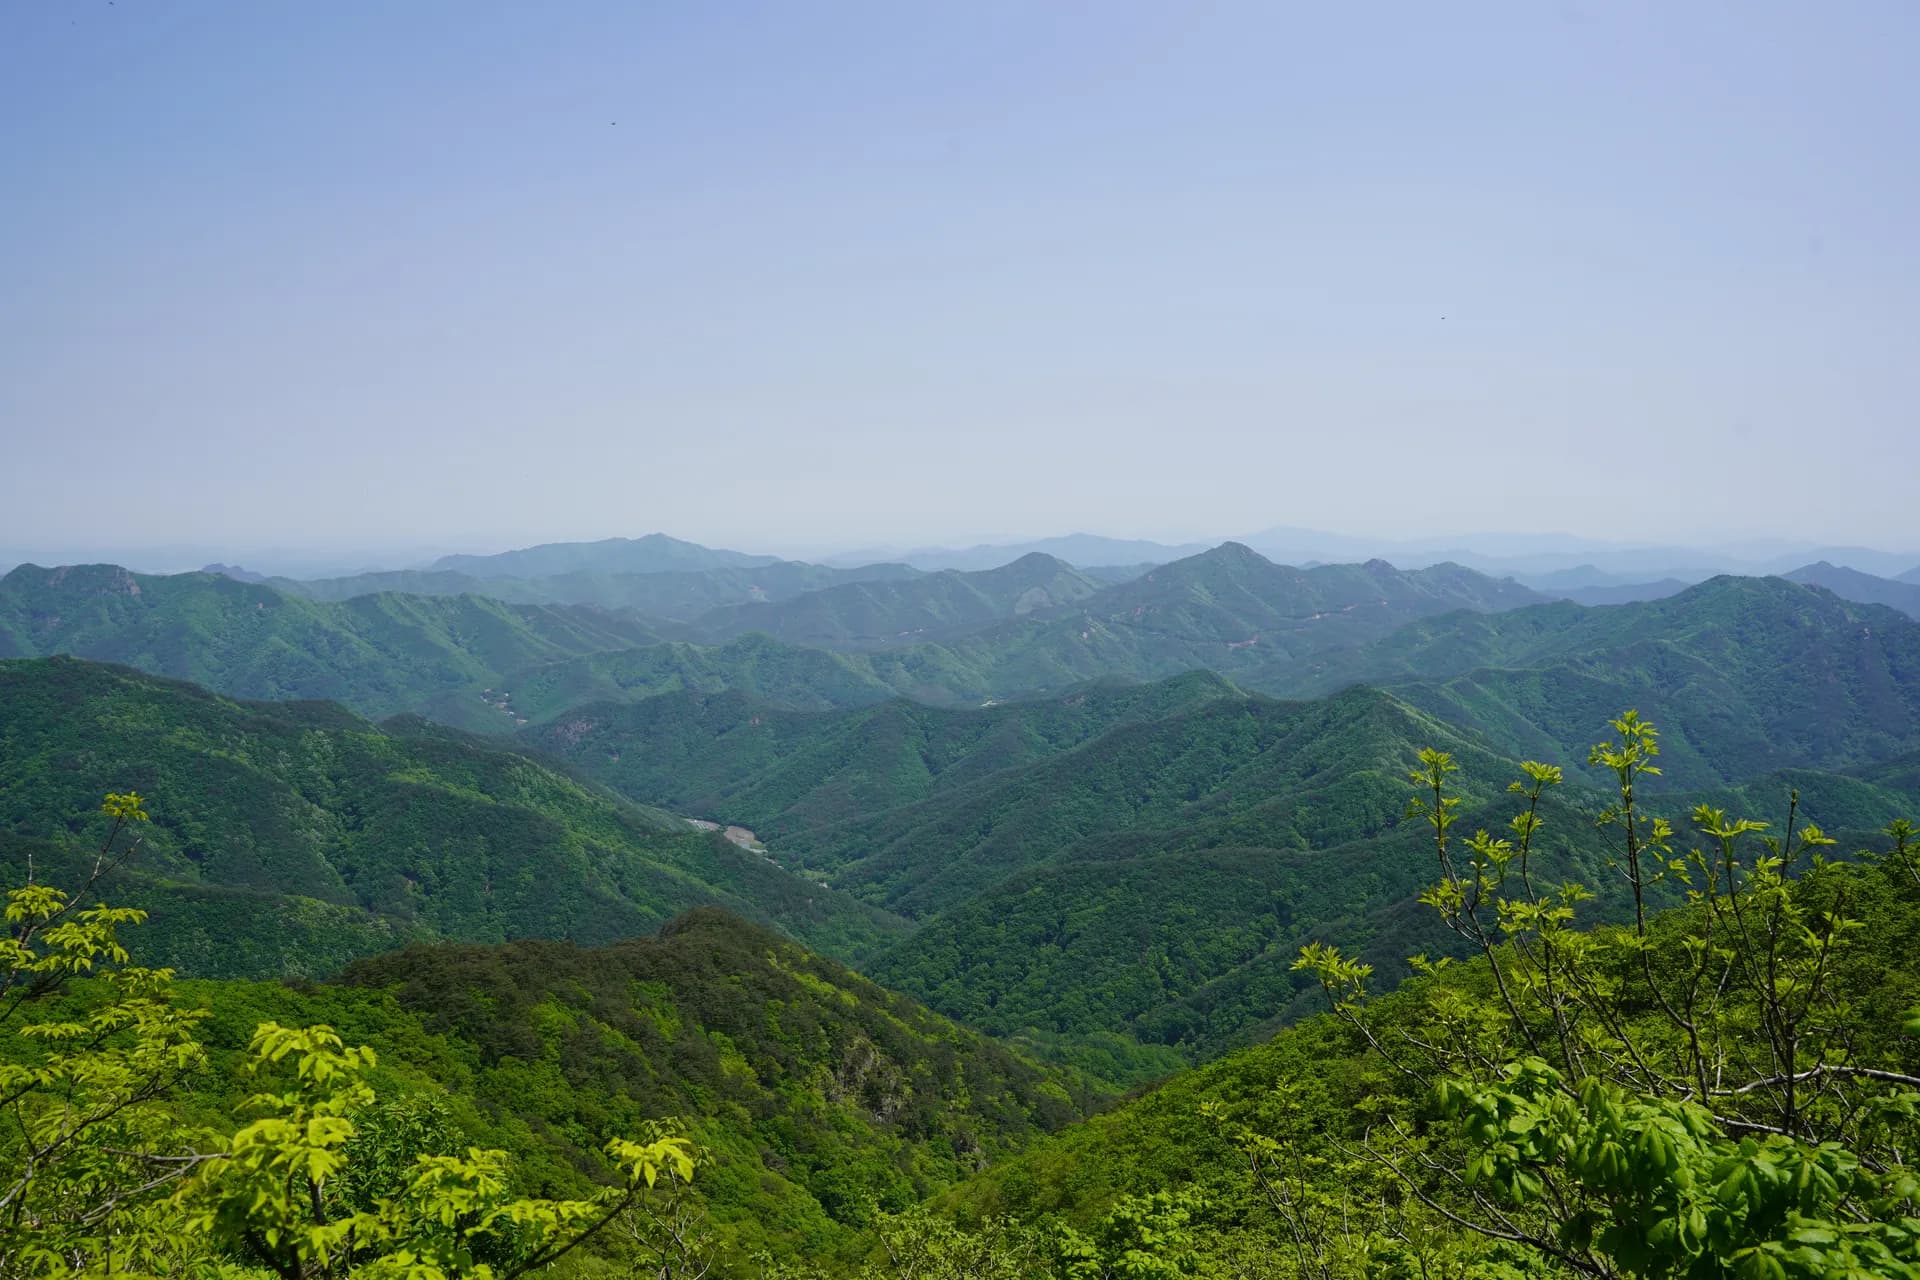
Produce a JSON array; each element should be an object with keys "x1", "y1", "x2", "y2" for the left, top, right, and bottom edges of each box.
[
  {"x1": 0, "y1": 793, "x2": 697, "y2": 1279},
  {"x1": 1292, "y1": 713, "x2": 1920, "y2": 1277},
  {"x1": 0, "y1": 792, "x2": 215, "y2": 1276}
]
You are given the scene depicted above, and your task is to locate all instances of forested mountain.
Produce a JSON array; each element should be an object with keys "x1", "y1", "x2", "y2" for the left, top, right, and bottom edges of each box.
[
  {"x1": 0, "y1": 658, "x2": 907, "y2": 975},
  {"x1": 688, "y1": 554, "x2": 1104, "y2": 649},
  {"x1": 0, "y1": 563, "x2": 657, "y2": 718},
  {"x1": 265, "y1": 559, "x2": 923, "y2": 619},
  {"x1": 8, "y1": 579, "x2": 1920, "y2": 1275},
  {"x1": 522, "y1": 672, "x2": 1247, "y2": 835},
  {"x1": 1273, "y1": 576, "x2": 1920, "y2": 786},
  {"x1": 937, "y1": 834, "x2": 1920, "y2": 1277},
  {"x1": 883, "y1": 545, "x2": 1543, "y2": 699},
  {"x1": 433, "y1": 532, "x2": 781, "y2": 577},
  {"x1": 0, "y1": 549, "x2": 1550, "y2": 733},
  {"x1": 24, "y1": 907, "x2": 1097, "y2": 1269},
  {"x1": 525, "y1": 647, "x2": 1920, "y2": 1068},
  {"x1": 1784, "y1": 559, "x2": 1920, "y2": 618},
  {"x1": 1903, "y1": 564, "x2": 1920, "y2": 584},
  {"x1": 425, "y1": 633, "x2": 915, "y2": 730},
  {"x1": 630, "y1": 545, "x2": 1547, "y2": 710},
  {"x1": 1083, "y1": 544, "x2": 1545, "y2": 646}
]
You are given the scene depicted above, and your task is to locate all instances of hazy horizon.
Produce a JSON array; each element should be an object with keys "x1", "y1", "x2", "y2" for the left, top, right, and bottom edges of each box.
[
  {"x1": 6, "y1": 521, "x2": 1917, "y2": 582},
  {"x1": 6, "y1": 3, "x2": 1918, "y2": 553}
]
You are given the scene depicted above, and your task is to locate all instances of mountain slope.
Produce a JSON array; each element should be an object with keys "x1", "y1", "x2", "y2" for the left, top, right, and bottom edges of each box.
[
  {"x1": 523, "y1": 671, "x2": 1246, "y2": 837},
  {"x1": 1083, "y1": 544, "x2": 1545, "y2": 649},
  {"x1": 528, "y1": 678, "x2": 1584, "y2": 1061},
  {"x1": 905, "y1": 545, "x2": 1548, "y2": 697},
  {"x1": 433, "y1": 533, "x2": 779, "y2": 577},
  {"x1": 267, "y1": 559, "x2": 922, "y2": 619},
  {"x1": 158, "y1": 907, "x2": 1096, "y2": 1267},
  {"x1": 1272, "y1": 576, "x2": 1920, "y2": 786},
  {"x1": 528, "y1": 663, "x2": 1917, "y2": 1066},
  {"x1": 423, "y1": 633, "x2": 917, "y2": 731},
  {"x1": 0, "y1": 657, "x2": 907, "y2": 975},
  {"x1": 1784, "y1": 560, "x2": 1920, "y2": 618},
  {"x1": 0, "y1": 564, "x2": 657, "y2": 718},
  {"x1": 690, "y1": 553, "x2": 1103, "y2": 649}
]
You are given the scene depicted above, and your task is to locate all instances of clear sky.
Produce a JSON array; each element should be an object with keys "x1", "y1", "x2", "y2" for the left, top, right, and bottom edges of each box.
[{"x1": 3, "y1": 1, "x2": 1916, "y2": 561}]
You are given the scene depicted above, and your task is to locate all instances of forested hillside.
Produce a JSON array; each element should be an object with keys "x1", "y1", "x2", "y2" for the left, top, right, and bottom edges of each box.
[
  {"x1": 266, "y1": 558, "x2": 924, "y2": 619},
  {"x1": 1783, "y1": 560, "x2": 1920, "y2": 618},
  {"x1": 1270, "y1": 577, "x2": 1920, "y2": 785},
  {"x1": 0, "y1": 657, "x2": 906, "y2": 974},
  {"x1": 175, "y1": 908, "x2": 1096, "y2": 1267},
  {"x1": 688, "y1": 553, "x2": 1104, "y2": 649},
  {"x1": 0, "y1": 563, "x2": 657, "y2": 718},
  {"x1": 931, "y1": 738, "x2": 1920, "y2": 1278}
]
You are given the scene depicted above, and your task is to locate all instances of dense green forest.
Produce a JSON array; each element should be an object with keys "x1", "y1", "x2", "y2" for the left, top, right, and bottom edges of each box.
[
  {"x1": 7, "y1": 710, "x2": 1917, "y2": 1276},
  {"x1": 0, "y1": 658, "x2": 906, "y2": 975},
  {"x1": 161, "y1": 908, "x2": 1096, "y2": 1268},
  {"x1": 688, "y1": 554, "x2": 1104, "y2": 649},
  {"x1": 266, "y1": 560, "x2": 925, "y2": 621},
  {"x1": 5, "y1": 539, "x2": 1920, "y2": 1277},
  {"x1": 0, "y1": 563, "x2": 659, "y2": 719},
  {"x1": 525, "y1": 669, "x2": 1915, "y2": 1069}
]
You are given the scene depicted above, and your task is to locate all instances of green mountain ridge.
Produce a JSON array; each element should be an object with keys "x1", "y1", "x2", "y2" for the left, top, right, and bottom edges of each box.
[
  {"x1": 1268, "y1": 575, "x2": 1920, "y2": 786},
  {"x1": 0, "y1": 657, "x2": 908, "y2": 976},
  {"x1": 0, "y1": 563, "x2": 658, "y2": 719},
  {"x1": 264, "y1": 559, "x2": 924, "y2": 620},
  {"x1": 1784, "y1": 559, "x2": 1920, "y2": 618},
  {"x1": 524, "y1": 680, "x2": 1598, "y2": 1063},
  {"x1": 432, "y1": 532, "x2": 782, "y2": 577},
  {"x1": 690, "y1": 552, "x2": 1105, "y2": 650},
  {"x1": 80, "y1": 906, "x2": 1100, "y2": 1267}
]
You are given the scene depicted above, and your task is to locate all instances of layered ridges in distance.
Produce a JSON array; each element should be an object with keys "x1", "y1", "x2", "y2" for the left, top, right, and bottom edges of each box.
[
  {"x1": 264, "y1": 559, "x2": 924, "y2": 620},
  {"x1": 1273, "y1": 575, "x2": 1920, "y2": 786},
  {"x1": 1081, "y1": 544, "x2": 1544, "y2": 646},
  {"x1": 691, "y1": 552, "x2": 1105, "y2": 649},
  {"x1": 431, "y1": 531, "x2": 782, "y2": 577},
  {"x1": 0, "y1": 657, "x2": 907, "y2": 977},
  {"x1": 0, "y1": 563, "x2": 658, "y2": 718},
  {"x1": 1783, "y1": 560, "x2": 1920, "y2": 619},
  {"x1": 902, "y1": 544, "x2": 1550, "y2": 699}
]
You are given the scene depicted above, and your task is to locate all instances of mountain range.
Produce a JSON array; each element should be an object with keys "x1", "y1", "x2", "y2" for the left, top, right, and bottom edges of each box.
[
  {"x1": 7, "y1": 526, "x2": 1920, "y2": 1276},
  {"x1": 0, "y1": 562, "x2": 658, "y2": 718},
  {"x1": 0, "y1": 657, "x2": 907, "y2": 977}
]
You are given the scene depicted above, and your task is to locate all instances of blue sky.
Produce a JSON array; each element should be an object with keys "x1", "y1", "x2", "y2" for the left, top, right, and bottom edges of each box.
[{"x1": 2, "y1": 1, "x2": 1916, "y2": 559}]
